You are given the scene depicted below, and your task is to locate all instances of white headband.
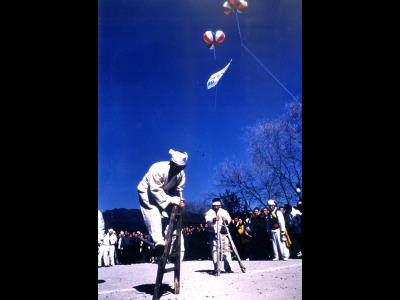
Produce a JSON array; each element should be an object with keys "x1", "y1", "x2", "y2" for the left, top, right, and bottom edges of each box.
[{"x1": 169, "y1": 149, "x2": 188, "y2": 166}]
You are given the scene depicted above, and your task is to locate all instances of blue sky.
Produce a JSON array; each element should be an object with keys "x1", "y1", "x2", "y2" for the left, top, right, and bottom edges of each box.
[{"x1": 98, "y1": 0, "x2": 302, "y2": 211}]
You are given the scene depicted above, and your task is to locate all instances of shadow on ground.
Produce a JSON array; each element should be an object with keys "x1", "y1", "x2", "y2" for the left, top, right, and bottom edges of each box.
[
  {"x1": 195, "y1": 269, "x2": 218, "y2": 276},
  {"x1": 133, "y1": 283, "x2": 174, "y2": 297},
  {"x1": 195, "y1": 269, "x2": 236, "y2": 276},
  {"x1": 98, "y1": 280, "x2": 106, "y2": 284}
]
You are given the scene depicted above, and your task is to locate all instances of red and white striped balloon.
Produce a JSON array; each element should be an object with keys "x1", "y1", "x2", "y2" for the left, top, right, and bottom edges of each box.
[
  {"x1": 203, "y1": 30, "x2": 225, "y2": 47},
  {"x1": 223, "y1": 1, "x2": 233, "y2": 15},
  {"x1": 214, "y1": 30, "x2": 225, "y2": 44},
  {"x1": 223, "y1": 0, "x2": 248, "y2": 15},
  {"x1": 203, "y1": 31, "x2": 214, "y2": 46}
]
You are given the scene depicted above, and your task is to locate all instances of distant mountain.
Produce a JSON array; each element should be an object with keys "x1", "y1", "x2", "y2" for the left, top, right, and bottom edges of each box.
[
  {"x1": 181, "y1": 211, "x2": 205, "y2": 227},
  {"x1": 102, "y1": 208, "x2": 206, "y2": 234},
  {"x1": 103, "y1": 208, "x2": 147, "y2": 234}
]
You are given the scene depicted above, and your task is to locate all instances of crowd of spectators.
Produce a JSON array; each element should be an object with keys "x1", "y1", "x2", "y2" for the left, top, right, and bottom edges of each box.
[{"x1": 98, "y1": 201, "x2": 302, "y2": 267}]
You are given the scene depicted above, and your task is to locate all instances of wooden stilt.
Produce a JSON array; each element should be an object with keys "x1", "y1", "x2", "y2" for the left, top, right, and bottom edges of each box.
[{"x1": 153, "y1": 205, "x2": 183, "y2": 300}]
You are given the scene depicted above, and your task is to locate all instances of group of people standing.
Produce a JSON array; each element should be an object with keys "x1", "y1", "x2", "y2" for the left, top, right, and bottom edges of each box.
[
  {"x1": 98, "y1": 149, "x2": 302, "y2": 274},
  {"x1": 203, "y1": 197, "x2": 303, "y2": 274},
  {"x1": 98, "y1": 210, "x2": 118, "y2": 267}
]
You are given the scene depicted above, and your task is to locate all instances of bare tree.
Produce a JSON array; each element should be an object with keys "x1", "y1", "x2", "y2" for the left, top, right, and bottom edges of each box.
[
  {"x1": 215, "y1": 158, "x2": 268, "y2": 210},
  {"x1": 215, "y1": 100, "x2": 302, "y2": 207},
  {"x1": 218, "y1": 189, "x2": 243, "y2": 216},
  {"x1": 184, "y1": 198, "x2": 209, "y2": 215}
]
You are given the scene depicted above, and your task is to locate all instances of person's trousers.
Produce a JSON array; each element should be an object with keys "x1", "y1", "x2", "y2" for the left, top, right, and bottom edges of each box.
[
  {"x1": 98, "y1": 244, "x2": 109, "y2": 266},
  {"x1": 108, "y1": 245, "x2": 115, "y2": 266},
  {"x1": 139, "y1": 192, "x2": 164, "y2": 245},
  {"x1": 210, "y1": 234, "x2": 233, "y2": 271},
  {"x1": 271, "y1": 229, "x2": 290, "y2": 259}
]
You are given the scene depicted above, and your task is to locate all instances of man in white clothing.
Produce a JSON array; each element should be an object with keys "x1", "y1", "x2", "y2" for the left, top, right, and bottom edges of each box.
[
  {"x1": 98, "y1": 210, "x2": 105, "y2": 242},
  {"x1": 137, "y1": 149, "x2": 187, "y2": 256},
  {"x1": 108, "y1": 229, "x2": 118, "y2": 266},
  {"x1": 98, "y1": 210, "x2": 105, "y2": 267},
  {"x1": 101, "y1": 231, "x2": 110, "y2": 267},
  {"x1": 267, "y1": 199, "x2": 290, "y2": 261},
  {"x1": 205, "y1": 198, "x2": 234, "y2": 275}
]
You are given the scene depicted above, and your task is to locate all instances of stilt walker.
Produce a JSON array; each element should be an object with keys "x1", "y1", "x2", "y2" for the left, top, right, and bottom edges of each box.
[{"x1": 205, "y1": 197, "x2": 236, "y2": 275}]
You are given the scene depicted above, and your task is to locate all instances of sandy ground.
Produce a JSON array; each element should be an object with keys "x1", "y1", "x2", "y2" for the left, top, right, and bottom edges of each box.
[{"x1": 98, "y1": 259, "x2": 302, "y2": 299}]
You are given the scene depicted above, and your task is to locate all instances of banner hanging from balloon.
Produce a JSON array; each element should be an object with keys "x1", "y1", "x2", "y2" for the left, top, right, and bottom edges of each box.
[{"x1": 206, "y1": 59, "x2": 232, "y2": 90}]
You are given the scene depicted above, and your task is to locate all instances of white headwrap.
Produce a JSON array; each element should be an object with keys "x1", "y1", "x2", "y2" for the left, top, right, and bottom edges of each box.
[
  {"x1": 169, "y1": 149, "x2": 188, "y2": 166},
  {"x1": 212, "y1": 198, "x2": 221, "y2": 206},
  {"x1": 267, "y1": 199, "x2": 276, "y2": 206}
]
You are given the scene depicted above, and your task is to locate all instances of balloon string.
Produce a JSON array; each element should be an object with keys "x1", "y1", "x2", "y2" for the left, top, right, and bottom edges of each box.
[
  {"x1": 214, "y1": 47, "x2": 217, "y2": 109},
  {"x1": 234, "y1": 10, "x2": 298, "y2": 101},
  {"x1": 234, "y1": 11, "x2": 244, "y2": 47},
  {"x1": 214, "y1": 85, "x2": 218, "y2": 111},
  {"x1": 242, "y1": 45, "x2": 298, "y2": 101}
]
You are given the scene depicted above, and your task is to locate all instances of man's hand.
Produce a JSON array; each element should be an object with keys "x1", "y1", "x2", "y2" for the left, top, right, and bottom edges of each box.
[
  {"x1": 281, "y1": 233, "x2": 287, "y2": 242},
  {"x1": 179, "y1": 198, "x2": 185, "y2": 208},
  {"x1": 170, "y1": 196, "x2": 181, "y2": 206}
]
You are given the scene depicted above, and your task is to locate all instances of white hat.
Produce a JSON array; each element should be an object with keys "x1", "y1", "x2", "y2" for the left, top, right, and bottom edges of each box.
[
  {"x1": 108, "y1": 228, "x2": 114, "y2": 233},
  {"x1": 169, "y1": 149, "x2": 188, "y2": 166},
  {"x1": 267, "y1": 199, "x2": 276, "y2": 206},
  {"x1": 212, "y1": 198, "x2": 221, "y2": 206}
]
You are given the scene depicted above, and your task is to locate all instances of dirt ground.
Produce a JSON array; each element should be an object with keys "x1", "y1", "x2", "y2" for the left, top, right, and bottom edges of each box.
[{"x1": 98, "y1": 259, "x2": 302, "y2": 299}]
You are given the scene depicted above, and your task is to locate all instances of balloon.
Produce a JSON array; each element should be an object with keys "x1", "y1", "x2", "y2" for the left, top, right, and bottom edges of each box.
[
  {"x1": 203, "y1": 31, "x2": 214, "y2": 45},
  {"x1": 228, "y1": 0, "x2": 238, "y2": 6},
  {"x1": 214, "y1": 30, "x2": 225, "y2": 44},
  {"x1": 237, "y1": 0, "x2": 248, "y2": 10},
  {"x1": 229, "y1": 0, "x2": 248, "y2": 9},
  {"x1": 203, "y1": 30, "x2": 225, "y2": 49},
  {"x1": 223, "y1": 0, "x2": 248, "y2": 15},
  {"x1": 223, "y1": 1, "x2": 233, "y2": 15}
]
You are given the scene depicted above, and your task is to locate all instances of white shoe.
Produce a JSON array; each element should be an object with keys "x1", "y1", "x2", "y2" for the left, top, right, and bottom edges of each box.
[
  {"x1": 272, "y1": 258, "x2": 278, "y2": 261},
  {"x1": 283, "y1": 258, "x2": 288, "y2": 261}
]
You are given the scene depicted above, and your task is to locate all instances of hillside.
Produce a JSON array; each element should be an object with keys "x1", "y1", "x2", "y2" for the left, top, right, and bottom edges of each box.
[{"x1": 102, "y1": 208, "x2": 205, "y2": 234}]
